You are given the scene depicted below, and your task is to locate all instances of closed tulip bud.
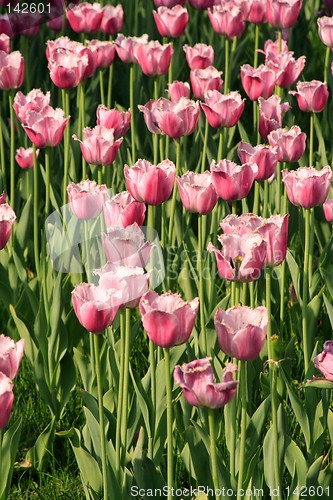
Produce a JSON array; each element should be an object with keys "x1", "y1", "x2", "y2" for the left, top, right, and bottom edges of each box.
[
  {"x1": 0, "y1": 34, "x2": 10, "y2": 53},
  {"x1": 183, "y1": 43, "x2": 214, "y2": 70},
  {"x1": 240, "y1": 64, "x2": 276, "y2": 100},
  {"x1": 177, "y1": 171, "x2": 218, "y2": 214},
  {"x1": 247, "y1": 0, "x2": 267, "y2": 23},
  {"x1": 289, "y1": 80, "x2": 329, "y2": 113},
  {"x1": 0, "y1": 372, "x2": 14, "y2": 429},
  {"x1": 190, "y1": 66, "x2": 223, "y2": 100},
  {"x1": 210, "y1": 159, "x2": 258, "y2": 201},
  {"x1": 282, "y1": 166, "x2": 332, "y2": 208},
  {"x1": 67, "y1": 180, "x2": 109, "y2": 220},
  {"x1": 266, "y1": 0, "x2": 302, "y2": 29},
  {"x1": 314, "y1": 341, "x2": 333, "y2": 380},
  {"x1": 153, "y1": 5, "x2": 189, "y2": 38},
  {"x1": 103, "y1": 191, "x2": 146, "y2": 229},
  {"x1": 267, "y1": 126, "x2": 306, "y2": 162}
]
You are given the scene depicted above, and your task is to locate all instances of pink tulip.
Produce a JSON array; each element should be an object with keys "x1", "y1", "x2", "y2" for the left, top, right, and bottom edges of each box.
[
  {"x1": 154, "y1": 0, "x2": 186, "y2": 6},
  {"x1": 72, "y1": 282, "x2": 123, "y2": 333},
  {"x1": 258, "y1": 95, "x2": 290, "y2": 140},
  {"x1": 174, "y1": 357, "x2": 238, "y2": 408},
  {"x1": 87, "y1": 40, "x2": 116, "y2": 69},
  {"x1": 201, "y1": 90, "x2": 245, "y2": 128},
  {"x1": 12, "y1": 12, "x2": 43, "y2": 37},
  {"x1": 96, "y1": 105, "x2": 131, "y2": 139},
  {"x1": 167, "y1": 81, "x2": 191, "y2": 102},
  {"x1": 13, "y1": 89, "x2": 50, "y2": 124},
  {"x1": 115, "y1": 34, "x2": 149, "y2": 64},
  {"x1": 0, "y1": 50, "x2": 24, "y2": 90},
  {"x1": 139, "y1": 290, "x2": 199, "y2": 348},
  {"x1": 67, "y1": 180, "x2": 108, "y2": 220},
  {"x1": 100, "y1": 5, "x2": 124, "y2": 35},
  {"x1": 237, "y1": 142, "x2": 277, "y2": 181},
  {"x1": 314, "y1": 341, "x2": 333, "y2": 380},
  {"x1": 208, "y1": 233, "x2": 267, "y2": 282},
  {"x1": 153, "y1": 5, "x2": 189, "y2": 38},
  {"x1": 289, "y1": 80, "x2": 329, "y2": 113},
  {"x1": 136, "y1": 40, "x2": 173, "y2": 77},
  {"x1": 282, "y1": 166, "x2": 332, "y2": 208},
  {"x1": 208, "y1": 4, "x2": 245, "y2": 38},
  {"x1": 210, "y1": 159, "x2": 258, "y2": 201},
  {"x1": 247, "y1": 0, "x2": 267, "y2": 23},
  {"x1": 323, "y1": 198, "x2": 333, "y2": 222},
  {"x1": 220, "y1": 213, "x2": 259, "y2": 235},
  {"x1": 47, "y1": 48, "x2": 88, "y2": 89},
  {"x1": 266, "y1": 0, "x2": 302, "y2": 29},
  {"x1": 0, "y1": 334, "x2": 24, "y2": 379},
  {"x1": 265, "y1": 50, "x2": 306, "y2": 89},
  {"x1": 188, "y1": 0, "x2": 215, "y2": 8},
  {"x1": 0, "y1": 372, "x2": 14, "y2": 429},
  {"x1": 240, "y1": 64, "x2": 276, "y2": 101},
  {"x1": 183, "y1": 43, "x2": 214, "y2": 70},
  {"x1": 318, "y1": 16, "x2": 333, "y2": 47},
  {"x1": 73, "y1": 126, "x2": 123, "y2": 166},
  {"x1": 124, "y1": 159, "x2": 176, "y2": 206},
  {"x1": 0, "y1": 203, "x2": 16, "y2": 250},
  {"x1": 23, "y1": 105, "x2": 70, "y2": 148},
  {"x1": 102, "y1": 224, "x2": 154, "y2": 267},
  {"x1": 0, "y1": 193, "x2": 6, "y2": 205},
  {"x1": 103, "y1": 191, "x2": 146, "y2": 229},
  {"x1": 46, "y1": 38, "x2": 96, "y2": 78},
  {"x1": 261, "y1": 38, "x2": 289, "y2": 57},
  {"x1": 214, "y1": 306, "x2": 267, "y2": 360},
  {"x1": 138, "y1": 98, "x2": 165, "y2": 134},
  {"x1": 0, "y1": 34, "x2": 10, "y2": 53},
  {"x1": 177, "y1": 171, "x2": 218, "y2": 214},
  {"x1": 157, "y1": 97, "x2": 200, "y2": 138},
  {"x1": 267, "y1": 126, "x2": 306, "y2": 162},
  {"x1": 190, "y1": 66, "x2": 223, "y2": 100},
  {"x1": 66, "y1": 2, "x2": 103, "y2": 33},
  {"x1": 15, "y1": 146, "x2": 39, "y2": 169}
]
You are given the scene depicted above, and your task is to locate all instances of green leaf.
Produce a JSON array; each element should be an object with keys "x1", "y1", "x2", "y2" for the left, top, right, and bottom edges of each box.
[
  {"x1": 70, "y1": 428, "x2": 102, "y2": 498},
  {"x1": 323, "y1": 293, "x2": 333, "y2": 330},
  {"x1": 9, "y1": 305, "x2": 37, "y2": 363},
  {"x1": 26, "y1": 417, "x2": 56, "y2": 471},
  {"x1": 304, "y1": 378, "x2": 333, "y2": 389},
  {"x1": 284, "y1": 436, "x2": 308, "y2": 487},
  {"x1": 0, "y1": 418, "x2": 22, "y2": 500},
  {"x1": 286, "y1": 250, "x2": 301, "y2": 304}
]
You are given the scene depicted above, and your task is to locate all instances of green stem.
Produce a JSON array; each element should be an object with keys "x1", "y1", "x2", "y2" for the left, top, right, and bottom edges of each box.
[
  {"x1": 164, "y1": 348, "x2": 173, "y2": 499},
  {"x1": 276, "y1": 161, "x2": 282, "y2": 214},
  {"x1": 107, "y1": 60, "x2": 114, "y2": 108},
  {"x1": 93, "y1": 333, "x2": 108, "y2": 500},
  {"x1": 263, "y1": 180, "x2": 269, "y2": 218},
  {"x1": 198, "y1": 215, "x2": 207, "y2": 353},
  {"x1": 208, "y1": 409, "x2": 220, "y2": 499},
  {"x1": 232, "y1": 201, "x2": 237, "y2": 215},
  {"x1": 168, "y1": 40, "x2": 173, "y2": 86},
  {"x1": 33, "y1": 145, "x2": 40, "y2": 278},
  {"x1": 121, "y1": 308, "x2": 131, "y2": 458},
  {"x1": 279, "y1": 172, "x2": 287, "y2": 338},
  {"x1": 79, "y1": 82, "x2": 86, "y2": 179},
  {"x1": 309, "y1": 113, "x2": 314, "y2": 167},
  {"x1": 99, "y1": 69, "x2": 105, "y2": 106},
  {"x1": 130, "y1": 64, "x2": 136, "y2": 163},
  {"x1": 0, "y1": 112, "x2": 6, "y2": 191},
  {"x1": 168, "y1": 139, "x2": 181, "y2": 243},
  {"x1": 45, "y1": 147, "x2": 50, "y2": 217},
  {"x1": 237, "y1": 360, "x2": 248, "y2": 499},
  {"x1": 308, "y1": 113, "x2": 314, "y2": 286},
  {"x1": 115, "y1": 313, "x2": 125, "y2": 478},
  {"x1": 201, "y1": 119, "x2": 209, "y2": 173},
  {"x1": 302, "y1": 208, "x2": 311, "y2": 373},
  {"x1": 218, "y1": 128, "x2": 223, "y2": 160},
  {"x1": 62, "y1": 90, "x2": 70, "y2": 206},
  {"x1": 324, "y1": 46, "x2": 330, "y2": 84},
  {"x1": 148, "y1": 341, "x2": 156, "y2": 459},
  {"x1": 253, "y1": 182, "x2": 259, "y2": 214},
  {"x1": 224, "y1": 37, "x2": 230, "y2": 94},
  {"x1": 253, "y1": 24, "x2": 259, "y2": 69},
  {"x1": 9, "y1": 91, "x2": 15, "y2": 212}
]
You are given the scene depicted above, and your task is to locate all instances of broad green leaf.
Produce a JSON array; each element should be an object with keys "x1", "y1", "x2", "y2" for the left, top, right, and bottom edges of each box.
[
  {"x1": 0, "y1": 418, "x2": 22, "y2": 500},
  {"x1": 286, "y1": 250, "x2": 301, "y2": 304},
  {"x1": 284, "y1": 436, "x2": 308, "y2": 487},
  {"x1": 26, "y1": 417, "x2": 56, "y2": 471},
  {"x1": 70, "y1": 428, "x2": 102, "y2": 498}
]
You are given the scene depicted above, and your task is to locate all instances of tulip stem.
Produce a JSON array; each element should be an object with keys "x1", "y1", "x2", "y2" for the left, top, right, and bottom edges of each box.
[
  {"x1": 107, "y1": 63, "x2": 114, "y2": 109},
  {"x1": 279, "y1": 173, "x2": 288, "y2": 338},
  {"x1": 148, "y1": 341, "x2": 156, "y2": 459},
  {"x1": 115, "y1": 312, "x2": 125, "y2": 479},
  {"x1": 237, "y1": 360, "x2": 248, "y2": 500},
  {"x1": 224, "y1": 37, "x2": 230, "y2": 94},
  {"x1": 302, "y1": 208, "x2": 311, "y2": 373},
  {"x1": 266, "y1": 267, "x2": 281, "y2": 499},
  {"x1": 99, "y1": 69, "x2": 105, "y2": 106},
  {"x1": 208, "y1": 408, "x2": 219, "y2": 499},
  {"x1": 263, "y1": 180, "x2": 269, "y2": 218},
  {"x1": 253, "y1": 24, "x2": 259, "y2": 69},
  {"x1": 201, "y1": 119, "x2": 209, "y2": 173},
  {"x1": 33, "y1": 145, "x2": 40, "y2": 278},
  {"x1": 9, "y1": 91, "x2": 15, "y2": 213},
  {"x1": 324, "y1": 46, "x2": 330, "y2": 84},
  {"x1": 121, "y1": 308, "x2": 131, "y2": 461},
  {"x1": 218, "y1": 128, "x2": 223, "y2": 160},
  {"x1": 164, "y1": 348, "x2": 173, "y2": 499},
  {"x1": 276, "y1": 161, "x2": 282, "y2": 213},
  {"x1": 0, "y1": 112, "x2": 6, "y2": 191},
  {"x1": 130, "y1": 64, "x2": 136, "y2": 163},
  {"x1": 62, "y1": 90, "x2": 70, "y2": 207},
  {"x1": 168, "y1": 139, "x2": 181, "y2": 245},
  {"x1": 198, "y1": 215, "x2": 207, "y2": 353},
  {"x1": 93, "y1": 333, "x2": 108, "y2": 500},
  {"x1": 309, "y1": 112, "x2": 314, "y2": 167},
  {"x1": 45, "y1": 147, "x2": 50, "y2": 217},
  {"x1": 253, "y1": 182, "x2": 259, "y2": 214},
  {"x1": 79, "y1": 82, "x2": 86, "y2": 180}
]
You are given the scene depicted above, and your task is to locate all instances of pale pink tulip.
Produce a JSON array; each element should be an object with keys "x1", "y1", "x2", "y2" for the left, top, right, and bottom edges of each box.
[
  {"x1": 100, "y1": 5, "x2": 124, "y2": 35},
  {"x1": 23, "y1": 106, "x2": 70, "y2": 148},
  {"x1": 210, "y1": 159, "x2": 258, "y2": 201},
  {"x1": 66, "y1": 2, "x2": 103, "y2": 33},
  {"x1": 177, "y1": 171, "x2": 218, "y2": 214},
  {"x1": 314, "y1": 341, "x2": 333, "y2": 380},
  {"x1": 96, "y1": 105, "x2": 131, "y2": 139},
  {"x1": 103, "y1": 191, "x2": 146, "y2": 229},
  {"x1": 201, "y1": 90, "x2": 245, "y2": 128},
  {"x1": 183, "y1": 43, "x2": 214, "y2": 70},
  {"x1": 240, "y1": 64, "x2": 276, "y2": 100},
  {"x1": 102, "y1": 224, "x2": 154, "y2": 267},
  {"x1": 167, "y1": 81, "x2": 191, "y2": 102},
  {"x1": 153, "y1": 5, "x2": 189, "y2": 38},
  {"x1": 115, "y1": 34, "x2": 149, "y2": 64},
  {"x1": 0, "y1": 50, "x2": 24, "y2": 90},
  {"x1": 323, "y1": 198, "x2": 333, "y2": 222},
  {"x1": 0, "y1": 335, "x2": 24, "y2": 379},
  {"x1": 268, "y1": 126, "x2": 306, "y2": 162},
  {"x1": 13, "y1": 89, "x2": 50, "y2": 124},
  {"x1": 67, "y1": 180, "x2": 108, "y2": 220},
  {"x1": 258, "y1": 95, "x2": 290, "y2": 140},
  {"x1": 282, "y1": 166, "x2": 332, "y2": 208},
  {"x1": 0, "y1": 203, "x2": 16, "y2": 250},
  {"x1": 266, "y1": 0, "x2": 303, "y2": 29},
  {"x1": 73, "y1": 126, "x2": 123, "y2": 165},
  {"x1": 190, "y1": 66, "x2": 223, "y2": 100},
  {"x1": 289, "y1": 80, "x2": 329, "y2": 113},
  {"x1": 157, "y1": 97, "x2": 200, "y2": 138},
  {"x1": 0, "y1": 372, "x2": 14, "y2": 429},
  {"x1": 15, "y1": 146, "x2": 39, "y2": 169},
  {"x1": 208, "y1": 4, "x2": 245, "y2": 38}
]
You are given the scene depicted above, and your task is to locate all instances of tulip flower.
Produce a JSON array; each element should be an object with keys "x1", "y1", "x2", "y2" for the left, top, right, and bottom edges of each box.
[
  {"x1": 261, "y1": 38, "x2": 289, "y2": 57},
  {"x1": 115, "y1": 34, "x2": 149, "y2": 64},
  {"x1": 0, "y1": 334, "x2": 24, "y2": 379},
  {"x1": 15, "y1": 146, "x2": 39, "y2": 169},
  {"x1": 67, "y1": 180, "x2": 109, "y2": 220},
  {"x1": 183, "y1": 43, "x2": 214, "y2": 70},
  {"x1": 47, "y1": 48, "x2": 88, "y2": 89},
  {"x1": 0, "y1": 14, "x2": 12, "y2": 38},
  {"x1": 240, "y1": 64, "x2": 276, "y2": 100},
  {"x1": 208, "y1": 233, "x2": 267, "y2": 282},
  {"x1": 23, "y1": 105, "x2": 70, "y2": 148},
  {"x1": 153, "y1": 5, "x2": 189, "y2": 38},
  {"x1": 267, "y1": 126, "x2": 306, "y2": 162},
  {"x1": 265, "y1": 50, "x2": 306, "y2": 89},
  {"x1": 139, "y1": 290, "x2": 199, "y2": 348},
  {"x1": 124, "y1": 159, "x2": 176, "y2": 206},
  {"x1": 156, "y1": 97, "x2": 200, "y2": 139},
  {"x1": 282, "y1": 165, "x2": 332, "y2": 208},
  {"x1": 314, "y1": 341, "x2": 333, "y2": 380},
  {"x1": 237, "y1": 142, "x2": 278, "y2": 181},
  {"x1": 87, "y1": 40, "x2": 116, "y2": 69},
  {"x1": 210, "y1": 159, "x2": 258, "y2": 201},
  {"x1": 96, "y1": 105, "x2": 131, "y2": 139},
  {"x1": 289, "y1": 80, "x2": 329, "y2": 113},
  {"x1": 0, "y1": 50, "x2": 24, "y2": 90},
  {"x1": 247, "y1": 0, "x2": 266, "y2": 23},
  {"x1": 177, "y1": 171, "x2": 218, "y2": 214},
  {"x1": 0, "y1": 33, "x2": 10, "y2": 53},
  {"x1": 46, "y1": 37, "x2": 96, "y2": 78},
  {"x1": 258, "y1": 95, "x2": 290, "y2": 140},
  {"x1": 66, "y1": 2, "x2": 103, "y2": 33},
  {"x1": 13, "y1": 89, "x2": 50, "y2": 124},
  {"x1": 100, "y1": 5, "x2": 124, "y2": 35},
  {"x1": 136, "y1": 40, "x2": 173, "y2": 77},
  {"x1": 214, "y1": 306, "x2": 268, "y2": 360},
  {"x1": 102, "y1": 224, "x2": 154, "y2": 267},
  {"x1": 174, "y1": 357, "x2": 238, "y2": 408},
  {"x1": 190, "y1": 66, "x2": 223, "y2": 100},
  {"x1": 154, "y1": 0, "x2": 186, "y2": 5},
  {"x1": 73, "y1": 126, "x2": 123, "y2": 166},
  {"x1": 0, "y1": 203, "x2": 16, "y2": 250},
  {"x1": 103, "y1": 191, "x2": 146, "y2": 229},
  {"x1": 323, "y1": 198, "x2": 333, "y2": 222},
  {"x1": 208, "y1": 4, "x2": 246, "y2": 39},
  {"x1": 318, "y1": 16, "x2": 333, "y2": 47},
  {"x1": 266, "y1": 0, "x2": 303, "y2": 29},
  {"x1": 138, "y1": 98, "x2": 168, "y2": 134},
  {"x1": 0, "y1": 372, "x2": 14, "y2": 429},
  {"x1": 167, "y1": 81, "x2": 191, "y2": 102},
  {"x1": 201, "y1": 90, "x2": 245, "y2": 128},
  {"x1": 188, "y1": 0, "x2": 215, "y2": 9}
]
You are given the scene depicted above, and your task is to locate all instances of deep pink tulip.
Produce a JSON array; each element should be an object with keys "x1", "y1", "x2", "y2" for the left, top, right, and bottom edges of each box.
[
  {"x1": 87, "y1": 40, "x2": 116, "y2": 69},
  {"x1": 208, "y1": 233, "x2": 267, "y2": 281},
  {"x1": 314, "y1": 341, "x2": 333, "y2": 381},
  {"x1": 47, "y1": 48, "x2": 88, "y2": 89},
  {"x1": 214, "y1": 306, "x2": 267, "y2": 360},
  {"x1": 0, "y1": 372, "x2": 14, "y2": 429},
  {"x1": 103, "y1": 191, "x2": 146, "y2": 229},
  {"x1": 154, "y1": 0, "x2": 186, "y2": 6},
  {"x1": 183, "y1": 43, "x2": 214, "y2": 70},
  {"x1": 167, "y1": 81, "x2": 191, "y2": 102},
  {"x1": 153, "y1": 5, "x2": 189, "y2": 38},
  {"x1": 157, "y1": 97, "x2": 200, "y2": 138},
  {"x1": 115, "y1": 34, "x2": 149, "y2": 64},
  {"x1": 67, "y1": 180, "x2": 108, "y2": 220},
  {"x1": 240, "y1": 64, "x2": 276, "y2": 101},
  {"x1": 282, "y1": 166, "x2": 332, "y2": 208},
  {"x1": 138, "y1": 98, "x2": 166, "y2": 134},
  {"x1": 265, "y1": 50, "x2": 306, "y2": 89},
  {"x1": 0, "y1": 192, "x2": 6, "y2": 205},
  {"x1": 289, "y1": 80, "x2": 329, "y2": 113},
  {"x1": 0, "y1": 50, "x2": 24, "y2": 90},
  {"x1": 208, "y1": 4, "x2": 245, "y2": 38},
  {"x1": 267, "y1": 126, "x2": 306, "y2": 162},
  {"x1": 190, "y1": 66, "x2": 223, "y2": 100},
  {"x1": 124, "y1": 159, "x2": 176, "y2": 206},
  {"x1": 12, "y1": 12, "x2": 43, "y2": 37},
  {"x1": 0, "y1": 203, "x2": 16, "y2": 249},
  {"x1": 139, "y1": 290, "x2": 199, "y2": 348},
  {"x1": 210, "y1": 159, "x2": 258, "y2": 201},
  {"x1": 188, "y1": 0, "x2": 215, "y2": 8},
  {"x1": 72, "y1": 282, "x2": 123, "y2": 333},
  {"x1": 100, "y1": 5, "x2": 124, "y2": 35},
  {"x1": 201, "y1": 90, "x2": 245, "y2": 128},
  {"x1": 96, "y1": 105, "x2": 131, "y2": 139},
  {"x1": 318, "y1": 16, "x2": 333, "y2": 47},
  {"x1": 0, "y1": 15, "x2": 12, "y2": 39},
  {"x1": 136, "y1": 41, "x2": 173, "y2": 77},
  {"x1": 261, "y1": 38, "x2": 289, "y2": 57},
  {"x1": 258, "y1": 95, "x2": 290, "y2": 140},
  {"x1": 247, "y1": 0, "x2": 267, "y2": 23},
  {"x1": 23, "y1": 105, "x2": 70, "y2": 148},
  {"x1": 0, "y1": 334, "x2": 24, "y2": 379},
  {"x1": 0, "y1": 34, "x2": 10, "y2": 53},
  {"x1": 102, "y1": 224, "x2": 154, "y2": 267},
  {"x1": 66, "y1": 2, "x2": 103, "y2": 33},
  {"x1": 255, "y1": 214, "x2": 289, "y2": 266},
  {"x1": 73, "y1": 126, "x2": 123, "y2": 165},
  {"x1": 323, "y1": 198, "x2": 333, "y2": 222},
  {"x1": 13, "y1": 89, "x2": 50, "y2": 124},
  {"x1": 174, "y1": 357, "x2": 238, "y2": 408},
  {"x1": 177, "y1": 171, "x2": 218, "y2": 214},
  {"x1": 237, "y1": 142, "x2": 277, "y2": 181},
  {"x1": 266, "y1": 0, "x2": 302, "y2": 29},
  {"x1": 15, "y1": 146, "x2": 39, "y2": 169}
]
